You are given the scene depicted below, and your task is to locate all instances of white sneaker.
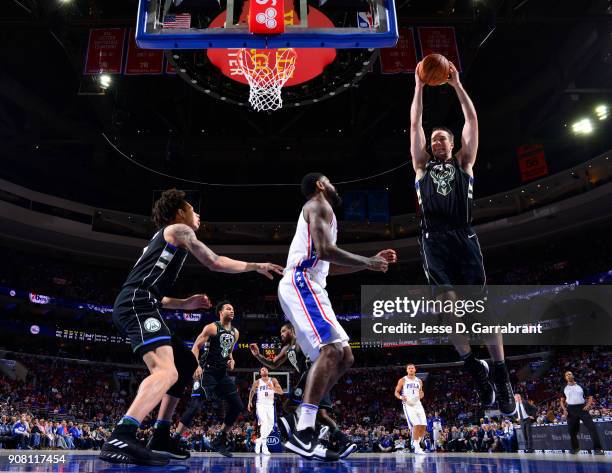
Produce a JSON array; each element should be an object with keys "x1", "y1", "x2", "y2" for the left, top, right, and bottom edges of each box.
[
  {"x1": 254, "y1": 439, "x2": 262, "y2": 454},
  {"x1": 262, "y1": 443, "x2": 270, "y2": 456},
  {"x1": 414, "y1": 447, "x2": 427, "y2": 455}
]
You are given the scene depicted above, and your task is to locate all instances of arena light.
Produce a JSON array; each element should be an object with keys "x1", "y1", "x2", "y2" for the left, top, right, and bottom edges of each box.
[
  {"x1": 99, "y1": 74, "x2": 112, "y2": 89},
  {"x1": 571, "y1": 118, "x2": 593, "y2": 135},
  {"x1": 595, "y1": 104, "x2": 609, "y2": 120}
]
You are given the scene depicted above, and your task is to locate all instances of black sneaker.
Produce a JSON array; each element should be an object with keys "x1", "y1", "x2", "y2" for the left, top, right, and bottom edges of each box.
[
  {"x1": 463, "y1": 357, "x2": 495, "y2": 406},
  {"x1": 100, "y1": 435, "x2": 169, "y2": 466},
  {"x1": 492, "y1": 362, "x2": 516, "y2": 415},
  {"x1": 147, "y1": 432, "x2": 190, "y2": 460},
  {"x1": 594, "y1": 449, "x2": 605, "y2": 455},
  {"x1": 211, "y1": 431, "x2": 233, "y2": 458},
  {"x1": 278, "y1": 412, "x2": 297, "y2": 442},
  {"x1": 330, "y1": 430, "x2": 357, "y2": 459},
  {"x1": 284, "y1": 427, "x2": 339, "y2": 461}
]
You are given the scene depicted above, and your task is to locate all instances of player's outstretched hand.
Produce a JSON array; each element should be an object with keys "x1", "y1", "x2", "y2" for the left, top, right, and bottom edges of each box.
[
  {"x1": 183, "y1": 294, "x2": 212, "y2": 310},
  {"x1": 249, "y1": 343, "x2": 260, "y2": 356},
  {"x1": 256, "y1": 262, "x2": 284, "y2": 280},
  {"x1": 447, "y1": 62, "x2": 461, "y2": 88},
  {"x1": 376, "y1": 249, "x2": 397, "y2": 264},
  {"x1": 366, "y1": 255, "x2": 389, "y2": 273},
  {"x1": 227, "y1": 358, "x2": 235, "y2": 370},
  {"x1": 247, "y1": 403, "x2": 253, "y2": 413},
  {"x1": 194, "y1": 366, "x2": 203, "y2": 380},
  {"x1": 415, "y1": 61, "x2": 424, "y2": 87}
]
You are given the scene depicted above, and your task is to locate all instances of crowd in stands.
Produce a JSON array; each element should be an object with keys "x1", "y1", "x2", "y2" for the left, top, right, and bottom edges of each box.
[{"x1": 0, "y1": 348, "x2": 608, "y2": 452}]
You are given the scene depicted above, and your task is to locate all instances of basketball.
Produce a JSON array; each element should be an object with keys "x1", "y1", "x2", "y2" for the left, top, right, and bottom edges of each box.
[{"x1": 417, "y1": 53, "x2": 451, "y2": 86}]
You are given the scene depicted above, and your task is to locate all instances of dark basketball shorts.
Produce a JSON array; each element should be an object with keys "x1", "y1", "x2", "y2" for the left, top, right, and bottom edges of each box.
[
  {"x1": 192, "y1": 368, "x2": 237, "y2": 400},
  {"x1": 290, "y1": 371, "x2": 333, "y2": 411},
  {"x1": 113, "y1": 289, "x2": 172, "y2": 357},
  {"x1": 419, "y1": 226, "x2": 486, "y2": 293},
  {"x1": 418, "y1": 226, "x2": 499, "y2": 329}
]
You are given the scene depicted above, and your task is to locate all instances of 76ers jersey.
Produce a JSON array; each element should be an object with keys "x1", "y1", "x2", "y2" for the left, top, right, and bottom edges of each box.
[
  {"x1": 256, "y1": 378, "x2": 275, "y2": 405},
  {"x1": 402, "y1": 376, "x2": 422, "y2": 405},
  {"x1": 284, "y1": 209, "x2": 337, "y2": 288}
]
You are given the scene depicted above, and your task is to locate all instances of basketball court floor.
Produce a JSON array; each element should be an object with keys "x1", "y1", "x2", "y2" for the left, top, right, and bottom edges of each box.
[{"x1": 0, "y1": 451, "x2": 609, "y2": 473}]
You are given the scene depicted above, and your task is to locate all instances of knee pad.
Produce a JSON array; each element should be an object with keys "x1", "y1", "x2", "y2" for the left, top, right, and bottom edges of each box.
[
  {"x1": 224, "y1": 392, "x2": 244, "y2": 426},
  {"x1": 167, "y1": 336, "x2": 198, "y2": 398}
]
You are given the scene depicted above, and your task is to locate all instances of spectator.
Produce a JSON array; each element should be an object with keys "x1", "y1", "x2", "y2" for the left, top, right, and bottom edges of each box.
[{"x1": 12, "y1": 415, "x2": 30, "y2": 450}]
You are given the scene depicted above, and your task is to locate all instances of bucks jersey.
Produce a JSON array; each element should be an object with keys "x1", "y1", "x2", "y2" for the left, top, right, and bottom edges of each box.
[
  {"x1": 286, "y1": 344, "x2": 308, "y2": 374},
  {"x1": 200, "y1": 321, "x2": 237, "y2": 372},
  {"x1": 120, "y1": 227, "x2": 188, "y2": 305},
  {"x1": 415, "y1": 157, "x2": 473, "y2": 232}
]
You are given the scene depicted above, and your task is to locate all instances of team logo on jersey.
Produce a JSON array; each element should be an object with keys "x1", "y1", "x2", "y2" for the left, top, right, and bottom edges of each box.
[
  {"x1": 294, "y1": 388, "x2": 303, "y2": 398},
  {"x1": 193, "y1": 381, "x2": 200, "y2": 391},
  {"x1": 220, "y1": 333, "x2": 235, "y2": 358},
  {"x1": 143, "y1": 317, "x2": 161, "y2": 332},
  {"x1": 287, "y1": 350, "x2": 298, "y2": 370},
  {"x1": 430, "y1": 163, "x2": 455, "y2": 196}
]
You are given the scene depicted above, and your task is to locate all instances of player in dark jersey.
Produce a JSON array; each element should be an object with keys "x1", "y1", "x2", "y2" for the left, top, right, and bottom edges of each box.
[
  {"x1": 410, "y1": 62, "x2": 515, "y2": 416},
  {"x1": 172, "y1": 301, "x2": 241, "y2": 457},
  {"x1": 249, "y1": 323, "x2": 357, "y2": 458},
  {"x1": 100, "y1": 189, "x2": 283, "y2": 466}
]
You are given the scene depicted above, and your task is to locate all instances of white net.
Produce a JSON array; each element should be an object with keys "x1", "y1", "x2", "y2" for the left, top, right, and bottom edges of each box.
[{"x1": 237, "y1": 48, "x2": 297, "y2": 112}]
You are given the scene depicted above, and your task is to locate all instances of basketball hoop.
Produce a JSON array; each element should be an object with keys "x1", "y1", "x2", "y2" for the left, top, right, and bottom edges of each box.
[{"x1": 237, "y1": 48, "x2": 297, "y2": 112}]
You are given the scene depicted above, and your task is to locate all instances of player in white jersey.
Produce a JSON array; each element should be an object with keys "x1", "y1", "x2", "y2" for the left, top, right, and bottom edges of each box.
[
  {"x1": 279, "y1": 173, "x2": 396, "y2": 461},
  {"x1": 248, "y1": 367, "x2": 283, "y2": 455},
  {"x1": 395, "y1": 364, "x2": 427, "y2": 454}
]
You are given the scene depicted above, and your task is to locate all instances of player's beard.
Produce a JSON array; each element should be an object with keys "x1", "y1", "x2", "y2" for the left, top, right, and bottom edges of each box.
[{"x1": 327, "y1": 190, "x2": 342, "y2": 209}]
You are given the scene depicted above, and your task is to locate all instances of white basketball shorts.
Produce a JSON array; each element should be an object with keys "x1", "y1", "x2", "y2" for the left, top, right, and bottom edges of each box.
[
  {"x1": 278, "y1": 270, "x2": 349, "y2": 363},
  {"x1": 403, "y1": 402, "x2": 427, "y2": 427}
]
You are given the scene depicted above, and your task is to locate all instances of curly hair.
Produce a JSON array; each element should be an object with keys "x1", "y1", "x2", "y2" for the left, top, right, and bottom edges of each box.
[
  {"x1": 301, "y1": 172, "x2": 325, "y2": 199},
  {"x1": 151, "y1": 188, "x2": 187, "y2": 230}
]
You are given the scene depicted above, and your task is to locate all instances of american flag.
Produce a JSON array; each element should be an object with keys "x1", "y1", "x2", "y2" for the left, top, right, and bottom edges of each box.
[{"x1": 162, "y1": 13, "x2": 191, "y2": 29}]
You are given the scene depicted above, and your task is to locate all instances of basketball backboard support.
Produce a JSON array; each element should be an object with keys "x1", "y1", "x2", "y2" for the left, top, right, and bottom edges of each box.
[{"x1": 136, "y1": 0, "x2": 398, "y2": 49}]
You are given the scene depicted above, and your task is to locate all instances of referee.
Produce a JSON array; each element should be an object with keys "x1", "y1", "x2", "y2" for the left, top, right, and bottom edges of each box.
[{"x1": 560, "y1": 371, "x2": 604, "y2": 454}]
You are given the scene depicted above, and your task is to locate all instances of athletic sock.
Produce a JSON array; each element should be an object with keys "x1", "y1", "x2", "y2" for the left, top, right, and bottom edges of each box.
[
  {"x1": 114, "y1": 416, "x2": 140, "y2": 437},
  {"x1": 296, "y1": 403, "x2": 318, "y2": 432},
  {"x1": 154, "y1": 420, "x2": 171, "y2": 430}
]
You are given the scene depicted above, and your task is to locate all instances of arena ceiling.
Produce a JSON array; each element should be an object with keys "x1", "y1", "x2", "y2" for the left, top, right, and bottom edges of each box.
[{"x1": 1, "y1": 0, "x2": 611, "y2": 221}]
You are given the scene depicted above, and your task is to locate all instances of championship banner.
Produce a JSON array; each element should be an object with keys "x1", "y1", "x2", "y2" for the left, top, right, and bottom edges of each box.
[
  {"x1": 84, "y1": 28, "x2": 126, "y2": 74},
  {"x1": 518, "y1": 144, "x2": 549, "y2": 182},
  {"x1": 417, "y1": 26, "x2": 462, "y2": 72},
  {"x1": 125, "y1": 29, "x2": 164, "y2": 75},
  {"x1": 380, "y1": 27, "x2": 417, "y2": 74}
]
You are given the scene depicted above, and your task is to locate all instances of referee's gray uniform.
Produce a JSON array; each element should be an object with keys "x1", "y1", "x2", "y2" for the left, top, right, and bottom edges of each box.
[{"x1": 563, "y1": 382, "x2": 602, "y2": 452}]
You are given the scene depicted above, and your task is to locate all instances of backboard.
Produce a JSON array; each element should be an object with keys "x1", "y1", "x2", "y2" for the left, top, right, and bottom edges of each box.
[{"x1": 136, "y1": 0, "x2": 398, "y2": 49}]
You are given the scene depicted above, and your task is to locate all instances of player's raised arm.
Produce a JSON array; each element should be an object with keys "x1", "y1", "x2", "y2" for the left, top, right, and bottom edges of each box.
[
  {"x1": 447, "y1": 62, "x2": 478, "y2": 172},
  {"x1": 307, "y1": 202, "x2": 388, "y2": 271},
  {"x1": 411, "y1": 61, "x2": 429, "y2": 177},
  {"x1": 395, "y1": 377, "x2": 406, "y2": 401},
  {"x1": 419, "y1": 378, "x2": 425, "y2": 400},
  {"x1": 165, "y1": 224, "x2": 284, "y2": 280},
  {"x1": 249, "y1": 343, "x2": 289, "y2": 369}
]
